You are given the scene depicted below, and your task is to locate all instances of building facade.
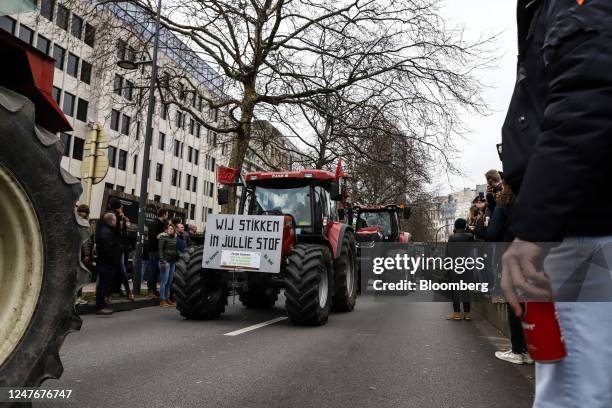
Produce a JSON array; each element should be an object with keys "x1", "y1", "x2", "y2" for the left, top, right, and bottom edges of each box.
[
  {"x1": 1, "y1": 0, "x2": 231, "y2": 231},
  {"x1": 430, "y1": 185, "x2": 487, "y2": 241}
]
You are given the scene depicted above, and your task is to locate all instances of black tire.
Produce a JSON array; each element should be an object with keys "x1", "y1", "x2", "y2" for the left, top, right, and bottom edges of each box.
[
  {"x1": 332, "y1": 232, "x2": 358, "y2": 312},
  {"x1": 239, "y1": 287, "x2": 279, "y2": 309},
  {"x1": 284, "y1": 244, "x2": 333, "y2": 326},
  {"x1": 0, "y1": 87, "x2": 86, "y2": 387},
  {"x1": 173, "y1": 246, "x2": 229, "y2": 320}
]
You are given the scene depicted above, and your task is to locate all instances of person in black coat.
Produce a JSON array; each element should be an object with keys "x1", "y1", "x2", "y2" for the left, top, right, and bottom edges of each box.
[
  {"x1": 146, "y1": 208, "x2": 169, "y2": 298},
  {"x1": 108, "y1": 198, "x2": 133, "y2": 300},
  {"x1": 500, "y1": 2, "x2": 612, "y2": 405},
  {"x1": 446, "y1": 218, "x2": 474, "y2": 321},
  {"x1": 95, "y1": 212, "x2": 121, "y2": 314}
]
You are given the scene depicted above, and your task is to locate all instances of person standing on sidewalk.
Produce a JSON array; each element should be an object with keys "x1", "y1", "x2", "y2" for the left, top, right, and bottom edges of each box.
[
  {"x1": 501, "y1": 1, "x2": 612, "y2": 406},
  {"x1": 109, "y1": 198, "x2": 133, "y2": 301},
  {"x1": 76, "y1": 204, "x2": 93, "y2": 305},
  {"x1": 95, "y1": 213, "x2": 121, "y2": 315},
  {"x1": 147, "y1": 208, "x2": 168, "y2": 299},
  {"x1": 446, "y1": 218, "x2": 474, "y2": 321},
  {"x1": 158, "y1": 224, "x2": 179, "y2": 307}
]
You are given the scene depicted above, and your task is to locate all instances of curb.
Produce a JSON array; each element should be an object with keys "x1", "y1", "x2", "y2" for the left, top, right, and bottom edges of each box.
[{"x1": 76, "y1": 298, "x2": 159, "y2": 315}]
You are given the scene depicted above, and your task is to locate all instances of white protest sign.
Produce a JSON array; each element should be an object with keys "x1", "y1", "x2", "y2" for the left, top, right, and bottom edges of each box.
[{"x1": 202, "y1": 214, "x2": 285, "y2": 273}]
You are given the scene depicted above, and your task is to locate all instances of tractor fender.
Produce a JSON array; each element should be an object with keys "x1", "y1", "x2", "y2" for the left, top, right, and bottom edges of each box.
[{"x1": 327, "y1": 222, "x2": 354, "y2": 259}]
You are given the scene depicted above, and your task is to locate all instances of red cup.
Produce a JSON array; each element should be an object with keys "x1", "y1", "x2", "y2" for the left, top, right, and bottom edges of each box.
[{"x1": 522, "y1": 302, "x2": 567, "y2": 363}]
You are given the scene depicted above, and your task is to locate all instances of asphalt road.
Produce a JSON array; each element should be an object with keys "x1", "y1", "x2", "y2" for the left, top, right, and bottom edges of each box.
[{"x1": 41, "y1": 296, "x2": 534, "y2": 408}]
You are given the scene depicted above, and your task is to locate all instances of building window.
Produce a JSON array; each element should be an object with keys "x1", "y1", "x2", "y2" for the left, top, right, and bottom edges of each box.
[
  {"x1": 0, "y1": 16, "x2": 16, "y2": 34},
  {"x1": 105, "y1": 182, "x2": 114, "y2": 190},
  {"x1": 210, "y1": 157, "x2": 216, "y2": 172},
  {"x1": 71, "y1": 14, "x2": 83, "y2": 39},
  {"x1": 156, "y1": 163, "x2": 163, "y2": 181},
  {"x1": 161, "y1": 104, "x2": 168, "y2": 120},
  {"x1": 76, "y1": 98, "x2": 88, "y2": 122},
  {"x1": 123, "y1": 80, "x2": 133, "y2": 101},
  {"x1": 52, "y1": 45, "x2": 65, "y2": 70},
  {"x1": 185, "y1": 174, "x2": 191, "y2": 191},
  {"x1": 189, "y1": 118, "x2": 195, "y2": 135},
  {"x1": 190, "y1": 204, "x2": 195, "y2": 220},
  {"x1": 196, "y1": 123, "x2": 201, "y2": 138},
  {"x1": 116, "y1": 185, "x2": 125, "y2": 193},
  {"x1": 72, "y1": 137, "x2": 84, "y2": 160},
  {"x1": 84, "y1": 23, "x2": 95, "y2": 47},
  {"x1": 192, "y1": 176, "x2": 197, "y2": 193},
  {"x1": 36, "y1": 34, "x2": 50, "y2": 54},
  {"x1": 173, "y1": 140, "x2": 180, "y2": 157},
  {"x1": 175, "y1": 111, "x2": 183, "y2": 128},
  {"x1": 62, "y1": 92, "x2": 75, "y2": 116},
  {"x1": 202, "y1": 207, "x2": 206, "y2": 222},
  {"x1": 170, "y1": 199, "x2": 176, "y2": 207},
  {"x1": 41, "y1": 0, "x2": 55, "y2": 21},
  {"x1": 171, "y1": 169, "x2": 178, "y2": 186},
  {"x1": 110, "y1": 109, "x2": 120, "y2": 131},
  {"x1": 18, "y1": 24, "x2": 34, "y2": 44},
  {"x1": 154, "y1": 194, "x2": 161, "y2": 203},
  {"x1": 108, "y1": 146, "x2": 117, "y2": 168},
  {"x1": 158, "y1": 132, "x2": 165, "y2": 150},
  {"x1": 67, "y1": 53, "x2": 79, "y2": 77},
  {"x1": 133, "y1": 154, "x2": 138, "y2": 174},
  {"x1": 55, "y1": 5, "x2": 69, "y2": 31},
  {"x1": 52, "y1": 86, "x2": 61, "y2": 104},
  {"x1": 208, "y1": 182, "x2": 214, "y2": 197},
  {"x1": 178, "y1": 171, "x2": 182, "y2": 187},
  {"x1": 113, "y1": 74, "x2": 123, "y2": 95},
  {"x1": 121, "y1": 114, "x2": 131, "y2": 136},
  {"x1": 80, "y1": 60, "x2": 92, "y2": 84},
  {"x1": 194, "y1": 149, "x2": 199, "y2": 165},
  {"x1": 188, "y1": 146, "x2": 193, "y2": 163},
  {"x1": 60, "y1": 132, "x2": 71, "y2": 156},
  {"x1": 118, "y1": 149, "x2": 127, "y2": 171}
]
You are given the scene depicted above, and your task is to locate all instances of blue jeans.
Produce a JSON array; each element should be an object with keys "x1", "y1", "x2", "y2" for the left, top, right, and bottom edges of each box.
[
  {"x1": 534, "y1": 236, "x2": 612, "y2": 408},
  {"x1": 159, "y1": 261, "x2": 176, "y2": 300}
]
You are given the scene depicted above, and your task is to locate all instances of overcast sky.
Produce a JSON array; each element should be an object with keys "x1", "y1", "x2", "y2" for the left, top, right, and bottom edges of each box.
[{"x1": 434, "y1": 0, "x2": 517, "y2": 194}]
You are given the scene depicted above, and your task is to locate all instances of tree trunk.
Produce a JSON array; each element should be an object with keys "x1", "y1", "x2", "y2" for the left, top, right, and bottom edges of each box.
[{"x1": 222, "y1": 87, "x2": 256, "y2": 214}]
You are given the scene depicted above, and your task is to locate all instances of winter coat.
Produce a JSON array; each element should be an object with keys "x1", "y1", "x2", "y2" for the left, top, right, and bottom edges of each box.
[
  {"x1": 159, "y1": 233, "x2": 179, "y2": 263},
  {"x1": 96, "y1": 222, "x2": 122, "y2": 267},
  {"x1": 177, "y1": 234, "x2": 188, "y2": 252},
  {"x1": 503, "y1": 0, "x2": 612, "y2": 241},
  {"x1": 148, "y1": 218, "x2": 165, "y2": 253}
]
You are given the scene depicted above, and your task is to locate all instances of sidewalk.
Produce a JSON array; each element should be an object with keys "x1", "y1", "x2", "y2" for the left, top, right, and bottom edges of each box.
[{"x1": 76, "y1": 282, "x2": 159, "y2": 315}]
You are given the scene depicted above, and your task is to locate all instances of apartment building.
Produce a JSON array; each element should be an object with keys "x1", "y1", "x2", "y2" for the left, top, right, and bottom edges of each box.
[{"x1": 0, "y1": 0, "x2": 233, "y2": 231}]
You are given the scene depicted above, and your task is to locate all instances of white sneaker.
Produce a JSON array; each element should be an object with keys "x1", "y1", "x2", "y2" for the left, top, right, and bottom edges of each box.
[
  {"x1": 495, "y1": 350, "x2": 524, "y2": 365},
  {"x1": 522, "y1": 352, "x2": 534, "y2": 364}
]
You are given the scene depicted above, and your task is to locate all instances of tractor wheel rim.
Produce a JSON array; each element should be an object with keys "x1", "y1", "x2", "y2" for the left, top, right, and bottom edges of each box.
[
  {"x1": 0, "y1": 162, "x2": 44, "y2": 367},
  {"x1": 346, "y1": 256, "x2": 354, "y2": 296},
  {"x1": 319, "y1": 264, "x2": 329, "y2": 308}
]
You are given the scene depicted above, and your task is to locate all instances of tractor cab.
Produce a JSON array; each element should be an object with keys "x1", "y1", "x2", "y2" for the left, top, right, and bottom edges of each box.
[
  {"x1": 239, "y1": 170, "x2": 345, "y2": 239},
  {"x1": 352, "y1": 204, "x2": 412, "y2": 246}
]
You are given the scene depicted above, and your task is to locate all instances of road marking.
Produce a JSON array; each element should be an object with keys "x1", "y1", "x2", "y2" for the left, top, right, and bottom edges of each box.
[{"x1": 223, "y1": 316, "x2": 288, "y2": 336}]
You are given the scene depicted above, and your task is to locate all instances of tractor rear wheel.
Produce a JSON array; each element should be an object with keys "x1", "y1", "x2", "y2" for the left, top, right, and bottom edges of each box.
[
  {"x1": 173, "y1": 246, "x2": 229, "y2": 320},
  {"x1": 284, "y1": 244, "x2": 333, "y2": 326},
  {"x1": 332, "y1": 232, "x2": 358, "y2": 312},
  {"x1": 239, "y1": 287, "x2": 279, "y2": 309},
  {"x1": 0, "y1": 87, "x2": 86, "y2": 386}
]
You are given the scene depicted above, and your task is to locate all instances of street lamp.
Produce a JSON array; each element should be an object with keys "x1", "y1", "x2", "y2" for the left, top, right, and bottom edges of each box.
[
  {"x1": 117, "y1": 59, "x2": 152, "y2": 70},
  {"x1": 117, "y1": 0, "x2": 162, "y2": 296}
]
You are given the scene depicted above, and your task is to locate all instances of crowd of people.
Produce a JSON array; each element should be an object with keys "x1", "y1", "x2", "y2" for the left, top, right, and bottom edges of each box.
[
  {"x1": 78, "y1": 199, "x2": 198, "y2": 316},
  {"x1": 445, "y1": 169, "x2": 532, "y2": 365}
]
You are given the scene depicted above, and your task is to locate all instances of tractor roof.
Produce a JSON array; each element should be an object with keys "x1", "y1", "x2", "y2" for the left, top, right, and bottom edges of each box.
[
  {"x1": 354, "y1": 204, "x2": 403, "y2": 212},
  {"x1": 245, "y1": 169, "x2": 336, "y2": 183}
]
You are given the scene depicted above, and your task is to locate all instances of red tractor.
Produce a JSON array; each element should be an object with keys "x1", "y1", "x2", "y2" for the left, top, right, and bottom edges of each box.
[
  {"x1": 173, "y1": 170, "x2": 358, "y2": 326},
  {"x1": 352, "y1": 204, "x2": 412, "y2": 248},
  {"x1": 0, "y1": 27, "x2": 85, "y2": 386}
]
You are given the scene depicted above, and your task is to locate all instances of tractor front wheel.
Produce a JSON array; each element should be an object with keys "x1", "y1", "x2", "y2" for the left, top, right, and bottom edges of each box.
[
  {"x1": 173, "y1": 246, "x2": 229, "y2": 320},
  {"x1": 284, "y1": 244, "x2": 333, "y2": 326}
]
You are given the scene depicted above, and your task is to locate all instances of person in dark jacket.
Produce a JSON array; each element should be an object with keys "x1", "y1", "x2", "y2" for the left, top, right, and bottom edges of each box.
[
  {"x1": 176, "y1": 223, "x2": 188, "y2": 253},
  {"x1": 147, "y1": 208, "x2": 168, "y2": 299},
  {"x1": 108, "y1": 198, "x2": 133, "y2": 300},
  {"x1": 500, "y1": 2, "x2": 612, "y2": 406},
  {"x1": 95, "y1": 212, "x2": 121, "y2": 315},
  {"x1": 158, "y1": 224, "x2": 179, "y2": 307},
  {"x1": 446, "y1": 218, "x2": 474, "y2": 321}
]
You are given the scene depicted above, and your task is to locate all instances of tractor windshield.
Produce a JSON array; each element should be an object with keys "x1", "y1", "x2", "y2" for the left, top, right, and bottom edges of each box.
[
  {"x1": 356, "y1": 212, "x2": 392, "y2": 237},
  {"x1": 251, "y1": 186, "x2": 311, "y2": 227}
]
